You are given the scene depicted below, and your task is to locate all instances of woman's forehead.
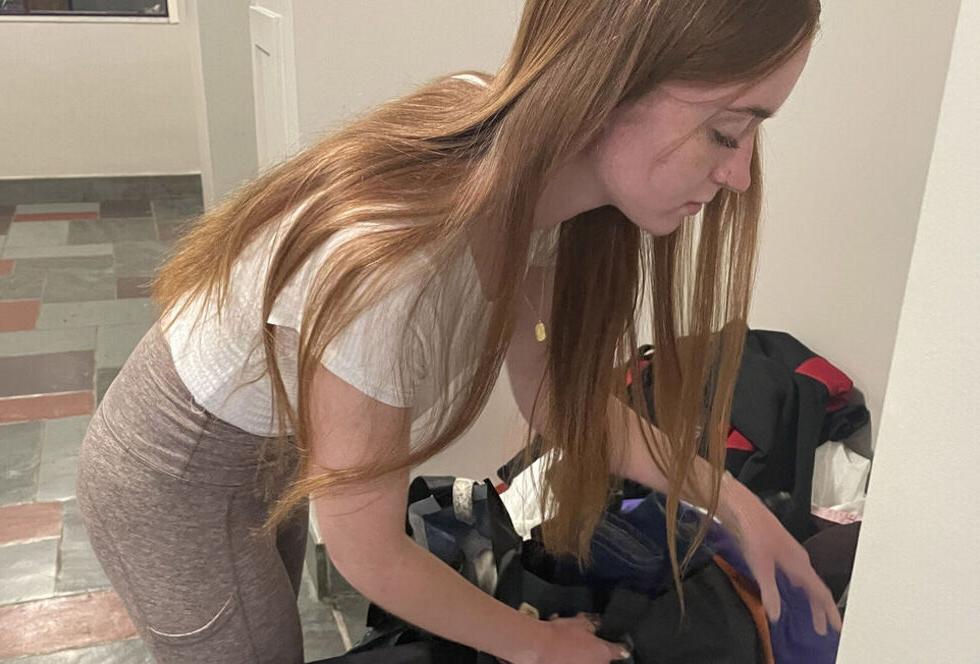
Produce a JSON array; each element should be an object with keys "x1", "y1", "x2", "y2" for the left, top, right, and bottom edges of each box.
[{"x1": 657, "y1": 43, "x2": 812, "y2": 116}]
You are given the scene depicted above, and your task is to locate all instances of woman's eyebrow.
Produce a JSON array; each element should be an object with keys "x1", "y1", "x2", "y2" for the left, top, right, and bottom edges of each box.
[{"x1": 727, "y1": 105, "x2": 775, "y2": 120}]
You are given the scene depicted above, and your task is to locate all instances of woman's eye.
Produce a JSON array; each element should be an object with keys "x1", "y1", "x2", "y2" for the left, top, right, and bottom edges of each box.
[{"x1": 711, "y1": 129, "x2": 740, "y2": 150}]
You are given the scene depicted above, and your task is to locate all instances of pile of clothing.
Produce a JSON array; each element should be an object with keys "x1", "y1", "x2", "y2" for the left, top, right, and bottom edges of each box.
[
  {"x1": 313, "y1": 329, "x2": 871, "y2": 662},
  {"x1": 314, "y1": 473, "x2": 839, "y2": 663}
]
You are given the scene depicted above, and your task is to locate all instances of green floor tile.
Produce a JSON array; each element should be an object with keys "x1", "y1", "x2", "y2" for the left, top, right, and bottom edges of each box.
[
  {"x1": 0, "y1": 421, "x2": 43, "y2": 506},
  {"x1": 43, "y1": 268, "x2": 116, "y2": 304},
  {"x1": 96, "y1": 323, "x2": 150, "y2": 368},
  {"x1": 36, "y1": 415, "x2": 91, "y2": 503},
  {"x1": 36, "y1": 299, "x2": 157, "y2": 329},
  {"x1": 68, "y1": 218, "x2": 157, "y2": 245},
  {"x1": 0, "y1": 263, "x2": 45, "y2": 300},
  {"x1": 2, "y1": 243, "x2": 113, "y2": 260},
  {"x1": 113, "y1": 241, "x2": 169, "y2": 278},
  {"x1": 5, "y1": 221, "x2": 69, "y2": 248},
  {"x1": 0, "y1": 538, "x2": 58, "y2": 604},
  {"x1": 0, "y1": 327, "x2": 97, "y2": 357}
]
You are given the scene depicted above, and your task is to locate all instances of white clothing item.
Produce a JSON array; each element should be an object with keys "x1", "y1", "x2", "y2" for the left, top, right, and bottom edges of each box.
[
  {"x1": 499, "y1": 449, "x2": 560, "y2": 540},
  {"x1": 810, "y1": 440, "x2": 871, "y2": 525},
  {"x1": 499, "y1": 449, "x2": 723, "y2": 540},
  {"x1": 163, "y1": 194, "x2": 560, "y2": 437}
]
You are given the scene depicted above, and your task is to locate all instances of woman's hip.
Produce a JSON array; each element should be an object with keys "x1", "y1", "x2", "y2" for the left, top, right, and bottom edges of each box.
[{"x1": 82, "y1": 321, "x2": 295, "y2": 490}]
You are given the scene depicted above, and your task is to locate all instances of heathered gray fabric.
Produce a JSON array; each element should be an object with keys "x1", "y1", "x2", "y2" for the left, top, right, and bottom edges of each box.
[{"x1": 76, "y1": 323, "x2": 310, "y2": 663}]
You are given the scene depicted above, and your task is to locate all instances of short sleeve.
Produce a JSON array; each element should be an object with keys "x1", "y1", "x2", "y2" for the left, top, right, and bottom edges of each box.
[
  {"x1": 318, "y1": 278, "x2": 427, "y2": 409},
  {"x1": 265, "y1": 222, "x2": 428, "y2": 409}
]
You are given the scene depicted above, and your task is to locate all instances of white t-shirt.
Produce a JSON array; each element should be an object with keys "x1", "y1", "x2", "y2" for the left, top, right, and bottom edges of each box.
[{"x1": 162, "y1": 196, "x2": 559, "y2": 437}]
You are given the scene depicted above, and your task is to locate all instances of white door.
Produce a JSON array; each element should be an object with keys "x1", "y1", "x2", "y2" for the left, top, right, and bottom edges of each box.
[{"x1": 248, "y1": 1, "x2": 298, "y2": 172}]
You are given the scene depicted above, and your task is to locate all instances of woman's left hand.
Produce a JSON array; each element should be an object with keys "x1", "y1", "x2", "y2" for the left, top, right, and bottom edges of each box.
[{"x1": 727, "y1": 482, "x2": 844, "y2": 635}]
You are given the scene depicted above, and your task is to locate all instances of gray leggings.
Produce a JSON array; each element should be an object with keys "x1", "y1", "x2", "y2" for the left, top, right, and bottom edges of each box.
[{"x1": 76, "y1": 323, "x2": 311, "y2": 663}]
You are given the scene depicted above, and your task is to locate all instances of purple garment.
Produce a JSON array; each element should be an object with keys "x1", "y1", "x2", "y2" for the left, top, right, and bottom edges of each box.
[
  {"x1": 620, "y1": 498, "x2": 644, "y2": 512},
  {"x1": 609, "y1": 493, "x2": 840, "y2": 664}
]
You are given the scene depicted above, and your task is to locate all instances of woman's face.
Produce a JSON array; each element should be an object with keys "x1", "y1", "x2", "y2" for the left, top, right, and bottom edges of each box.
[{"x1": 537, "y1": 42, "x2": 812, "y2": 235}]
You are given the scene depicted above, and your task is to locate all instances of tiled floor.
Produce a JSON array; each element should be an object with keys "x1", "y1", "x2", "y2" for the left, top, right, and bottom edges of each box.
[{"x1": 0, "y1": 186, "x2": 368, "y2": 662}]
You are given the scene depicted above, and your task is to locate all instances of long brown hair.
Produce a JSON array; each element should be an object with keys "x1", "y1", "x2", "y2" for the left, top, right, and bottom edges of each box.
[{"x1": 154, "y1": 0, "x2": 820, "y2": 616}]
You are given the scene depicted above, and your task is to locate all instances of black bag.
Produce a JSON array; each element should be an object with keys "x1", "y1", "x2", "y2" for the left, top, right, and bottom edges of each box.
[
  {"x1": 631, "y1": 330, "x2": 870, "y2": 543},
  {"x1": 312, "y1": 475, "x2": 761, "y2": 664}
]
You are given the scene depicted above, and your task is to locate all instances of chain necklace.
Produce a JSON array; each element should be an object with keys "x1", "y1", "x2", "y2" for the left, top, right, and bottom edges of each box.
[{"x1": 521, "y1": 268, "x2": 548, "y2": 342}]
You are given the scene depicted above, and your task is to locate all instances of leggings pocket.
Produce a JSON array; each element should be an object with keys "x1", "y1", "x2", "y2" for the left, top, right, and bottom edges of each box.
[{"x1": 146, "y1": 592, "x2": 241, "y2": 647}]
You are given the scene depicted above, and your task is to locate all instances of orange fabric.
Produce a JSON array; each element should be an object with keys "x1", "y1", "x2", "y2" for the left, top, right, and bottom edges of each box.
[{"x1": 713, "y1": 554, "x2": 775, "y2": 664}]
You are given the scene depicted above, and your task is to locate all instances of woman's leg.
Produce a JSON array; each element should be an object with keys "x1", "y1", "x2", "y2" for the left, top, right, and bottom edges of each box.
[
  {"x1": 75, "y1": 325, "x2": 309, "y2": 663},
  {"x1": 276, "y1": 500, "x2": 311, "y2": 601}
]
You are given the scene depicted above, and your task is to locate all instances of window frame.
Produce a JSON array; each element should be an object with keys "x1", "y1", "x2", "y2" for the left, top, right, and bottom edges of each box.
[{"x1": 0, "y1": 0, "x2": 178, "y2": 24}]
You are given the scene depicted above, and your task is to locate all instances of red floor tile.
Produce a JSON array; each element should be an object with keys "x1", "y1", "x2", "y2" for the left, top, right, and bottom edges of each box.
[
  {"x1": 0, "y1": 259, "x2": 13, "y2": 277},
  {"x1": 0, "y1": 590, "x2": 137, "y2": 659},
  {"x1": 0, "y1": 502, "x2": 63, "y2": 546},
  {"x1": 0, "y1": 300, "x2": 41, "y2": 332},
  {"x1": 0, "y1": 391, "x2": 94, "y2": 424},
  {"x1": 13, "y1": 212, "x2": 99, "y2": 222}
]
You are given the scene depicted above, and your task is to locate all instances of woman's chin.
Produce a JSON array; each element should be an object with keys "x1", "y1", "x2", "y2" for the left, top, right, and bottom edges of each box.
[{"x1": 630, "y1": 210, "x2": 689, "y2": 236}]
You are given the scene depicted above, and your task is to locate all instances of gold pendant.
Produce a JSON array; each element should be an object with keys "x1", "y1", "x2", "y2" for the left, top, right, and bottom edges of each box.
[{"x1": 534, "y1": 321, "x2": 547, "y2": 342}]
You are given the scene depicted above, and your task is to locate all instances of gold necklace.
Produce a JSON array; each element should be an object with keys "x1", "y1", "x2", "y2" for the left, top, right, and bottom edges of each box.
[{"x1": 521, "y1": 269, "x2": 548, "y2": 342}]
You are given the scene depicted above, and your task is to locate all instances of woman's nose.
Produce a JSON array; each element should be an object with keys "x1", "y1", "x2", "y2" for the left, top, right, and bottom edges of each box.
[{"x1": 713, "y1": 141, "x2": 753, "y2": 194}]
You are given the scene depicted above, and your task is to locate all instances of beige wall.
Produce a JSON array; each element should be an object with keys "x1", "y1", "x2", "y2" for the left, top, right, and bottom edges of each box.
[
  {"x1": 837, "y1": 1, "x2": 977, "y2": 658},
  {"x1": 188, "y1": 0, "x2": 258, "y2": 207},
  {"x1": 290, "y1": 0, "x2": 524, "y2": 151},
  {"x1": 0, "y1": 0, "x2": 200, "y2": 179},
  {"x1": 749, "y1": 1, "x2": 961, "y2": 451}
]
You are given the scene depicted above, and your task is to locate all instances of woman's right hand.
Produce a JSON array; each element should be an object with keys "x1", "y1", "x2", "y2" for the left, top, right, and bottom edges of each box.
[{"x1": 501, "y1": 612, "x2": 632, "y2": 664}]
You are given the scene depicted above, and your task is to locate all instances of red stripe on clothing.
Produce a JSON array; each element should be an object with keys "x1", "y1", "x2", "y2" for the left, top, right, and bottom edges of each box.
[
  {"x1": 795, "y1": 357, "x2": 852, "y2": 397},
  {"x1": 727, "y1": 428, "x2": 755, "y2": 452}
]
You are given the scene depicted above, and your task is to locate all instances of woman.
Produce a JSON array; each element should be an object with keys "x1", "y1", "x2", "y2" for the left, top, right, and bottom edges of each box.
[{"x1": 76, "y1": 1, "x2": 841, "y2": 662}]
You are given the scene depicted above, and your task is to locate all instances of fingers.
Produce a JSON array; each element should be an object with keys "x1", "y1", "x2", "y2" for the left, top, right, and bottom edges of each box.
[
  {"x1": 749, "y1": 555, "x2": 782, "y2": 622},
  {"x1": 808, "y1": 577, "x2": 843, "y2": 634},
  {"x1": 789, "y1": 555, "x2": 843, "y2": 634},
  {"x1": 547, "y1": 612, "x2": 630, "y2": 659},
  {"x1": 583, "y1": 612, "x2": 601, "y2": 632},
  {"x1": 547, "y1": 611, "x2": 601, "y2": 633},
  {"x1": 784, "y1": 556, "x2": 844, "y2": 635},
  {"x1": 609, "y1": 641, "x2": 632, "y2": 661},
  {"x1": 808, "y1": 593, "x2": 828, "y2": 635}
]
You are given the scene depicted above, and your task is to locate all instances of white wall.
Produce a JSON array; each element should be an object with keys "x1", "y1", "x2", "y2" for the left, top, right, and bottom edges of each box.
[
  {"x1": 837, "y1": 2, "x2": 978, "y2": 659},
  {"x1": 749, "y1": 1, "x2": 962, "y2": 451},
  {"x1": 0, "y1": 0, "x2": 200, "y2": 179}
]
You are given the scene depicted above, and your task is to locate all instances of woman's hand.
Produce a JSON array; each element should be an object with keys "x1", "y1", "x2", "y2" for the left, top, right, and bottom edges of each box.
[
  {"x1": 729, "y1": 483, "x2": 844, "y2": 635},
  {"x1": 497, "y1": 612, "x2": 631, "y2": 664}
]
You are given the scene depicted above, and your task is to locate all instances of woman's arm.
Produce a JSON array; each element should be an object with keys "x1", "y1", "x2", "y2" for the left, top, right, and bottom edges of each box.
[
  {"x1": 504, "y1": 267, "x2": 840, "y2": 633},
  {"x1": 504, "y1": 260, "x2": 748, "y2": 534},
  {"x1": 607, "y1": 394, "x2": 750, "y2": 535},
  {"x1": 308, "y1": 363, "x2": 547, "y2": 664}
]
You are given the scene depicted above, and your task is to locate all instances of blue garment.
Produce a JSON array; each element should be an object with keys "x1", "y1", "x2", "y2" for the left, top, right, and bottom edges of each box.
[{"x1": 589, "y1": 492, "x2": 840, "y2": 664}]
